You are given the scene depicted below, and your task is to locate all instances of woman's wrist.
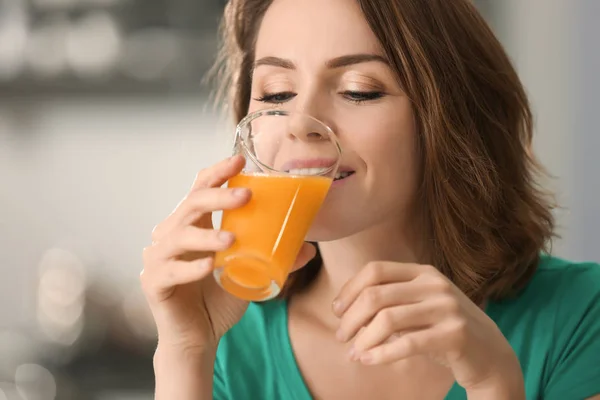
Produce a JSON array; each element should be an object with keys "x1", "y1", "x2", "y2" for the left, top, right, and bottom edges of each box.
[
  {"x1": 466, "y1": 371, "x2": 525, "y2": 400},
  {"x1": 154, "y1": 344, "x2": 217, "y2": 400},
  {"x1": 154, "y1": 341, "x2": 217, "y2": 366}
]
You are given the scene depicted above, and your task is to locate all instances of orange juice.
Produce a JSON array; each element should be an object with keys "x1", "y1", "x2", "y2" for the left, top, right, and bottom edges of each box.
[{"x1": 215, "y1": 172, "x2": 331, "y2": 301}]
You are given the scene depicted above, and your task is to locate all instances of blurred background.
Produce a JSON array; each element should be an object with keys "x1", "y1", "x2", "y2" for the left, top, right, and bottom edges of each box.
[{"x1": 0, "y1": 0, "x2": 598, "y2": 398}]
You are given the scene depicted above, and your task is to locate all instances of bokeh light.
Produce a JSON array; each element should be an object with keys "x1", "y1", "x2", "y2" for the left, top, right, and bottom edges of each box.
[
  {"x1": 24, "y1": 17, "x2": 69, "y2": 80},
  {"x1": 37, "y1": 248, "x2": 86, "y2": 347},
  {"x1": 65, "y1": 11, "x2": 122, "y2": 80},
  {"x1": 15, "y1": 363, "x2": 57, "y2": 400}
]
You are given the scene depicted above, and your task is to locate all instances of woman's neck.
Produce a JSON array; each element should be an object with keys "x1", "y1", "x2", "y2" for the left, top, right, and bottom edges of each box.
[{"x1": 291, "y1": 216, "x2": 430, "y2": 328}]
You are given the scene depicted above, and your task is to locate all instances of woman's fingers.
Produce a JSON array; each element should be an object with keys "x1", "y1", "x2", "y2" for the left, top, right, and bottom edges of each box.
[
  {"x1": 152, "y1": 187, "x2": 251, "y2": 243},
  {"x1": 349, "y1": 301, "x2": 440, "y2": 353},
  {"x1": 178, "y1": 187, "x2": 251, "y2": 227},
  {"x1": 333, "y1": 262, "x2": 427, "y2": 316},
  {"x1": 147, "y1": 226, "x2": 235, "y2": 262},
  {"x1": 140, "y1": 256, "x2": 214, "y2": 302},
  {"x1": 150, "y1": 156, "x2": 247, "y2": 243},
  {"x1": 336, "y1": 282, "x2": 417, "y2": 341},
  {"x1": 191, "y1": 155, "x2": 245, "y2": 191},
  {"x1": 336, "y1": 277, "x2": 453, "y2": 342},
  {"x1": 166, "y1": 226, "x2": 236, "y2": 256},
  {"x1": 356, "y1": 328, "x2": 439, "y2": 365}
]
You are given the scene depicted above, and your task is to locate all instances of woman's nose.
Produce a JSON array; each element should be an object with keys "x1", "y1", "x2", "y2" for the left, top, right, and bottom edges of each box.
[
  {"x1": 287, "y1": 113, "x2": 328, "y2": 142},
  {"x1": 287, "y1": 91, "x2": 334, "y2": 141}
]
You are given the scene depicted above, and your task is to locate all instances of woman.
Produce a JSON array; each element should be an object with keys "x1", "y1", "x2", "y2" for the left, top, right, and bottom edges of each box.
[{"x1": 141, "y1": 0, "x2": 600, "y2": 398}]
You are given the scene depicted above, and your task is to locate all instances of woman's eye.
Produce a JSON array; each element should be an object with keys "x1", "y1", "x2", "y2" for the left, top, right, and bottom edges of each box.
[
  {"x1": 253, "y1": 90, "x2": 384, "y2": 105},
  {"x1": 341, "y1": 91, "x2": 385, "y2": 104},
  {"x1": 254, "y1": 92, "x2": 297, "y2": 104}
]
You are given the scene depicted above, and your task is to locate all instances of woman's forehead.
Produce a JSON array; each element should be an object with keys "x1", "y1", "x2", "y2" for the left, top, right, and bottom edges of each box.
[{"x1": 255, "y1": 0, "x2": 384, "y2": 62}]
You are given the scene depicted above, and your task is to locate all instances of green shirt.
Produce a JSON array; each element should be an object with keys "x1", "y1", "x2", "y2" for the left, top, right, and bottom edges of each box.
[{"x1": 214, "y1": 255, "x2": 600, "y2": 399}]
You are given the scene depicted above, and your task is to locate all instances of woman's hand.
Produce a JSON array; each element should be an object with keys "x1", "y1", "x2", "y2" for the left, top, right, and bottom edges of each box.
[
  {"x1": 141, "y1": 155, "x2": 317, "y2": 356},
  {"x1": 143, "y1": 155, "x2": 317, "y2": 399},
  {"x1": 332, "y1": 262, "x2": 524, "y2": 394},
  {"x1": 141, "y1": 155, "x2": 251, "y2": 355}
]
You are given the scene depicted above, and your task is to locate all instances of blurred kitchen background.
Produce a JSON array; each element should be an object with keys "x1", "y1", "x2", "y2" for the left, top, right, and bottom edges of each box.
[{"x1": 0, "y1": 0, "x2": 598, "y2": 399}]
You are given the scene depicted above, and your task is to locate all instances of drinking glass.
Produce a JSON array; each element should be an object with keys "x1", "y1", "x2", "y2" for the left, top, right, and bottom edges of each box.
[{"x1": 214, "y1": 109, "x2": 342, "y2": 301}]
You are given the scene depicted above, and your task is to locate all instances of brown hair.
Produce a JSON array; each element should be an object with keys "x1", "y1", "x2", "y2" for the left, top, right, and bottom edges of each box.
[{"x1": 212, "y1": 0, "x2": 555, "y2": 303}]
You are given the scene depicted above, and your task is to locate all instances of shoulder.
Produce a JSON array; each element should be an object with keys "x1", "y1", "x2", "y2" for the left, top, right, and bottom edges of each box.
[
  {"x1": 508, "y1": 253, "x2": 600, "y2": 300},
  {"x1": 535, "y1": 252, "x2": 600, "y2": 275},
  {"x1": 529, "y1": 253, "x2": 600, "y2": 301},
  {"x1": 531, "y1": 256, "x2": 600, "y2": 398},
  {"x1": 489, "y1": 255, "x2": 600, "y2": 398},
  {"x1": 489, "y1": 253, "x2": 600, "y2": 337},
  {"x1": 534, "y1": 254, "x2": 600, "y2": 330},
  {"x1": 532, "y1": 253, "x2": 600, "y2": 330}
]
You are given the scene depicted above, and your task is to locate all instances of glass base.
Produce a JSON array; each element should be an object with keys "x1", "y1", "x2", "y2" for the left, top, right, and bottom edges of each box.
[{"x1": 213, "y1": 254, "x2": 281, "y2": 302}]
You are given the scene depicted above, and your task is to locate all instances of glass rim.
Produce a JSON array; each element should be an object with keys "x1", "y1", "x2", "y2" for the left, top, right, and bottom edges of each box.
[{"x1": 235, "y1": 109, "x2": 342, "y2": 176}]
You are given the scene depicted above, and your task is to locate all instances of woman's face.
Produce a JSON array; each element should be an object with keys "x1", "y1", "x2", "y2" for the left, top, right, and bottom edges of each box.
[{"x1": 250, "y1": 0, "x2": 420, "y2": 241}]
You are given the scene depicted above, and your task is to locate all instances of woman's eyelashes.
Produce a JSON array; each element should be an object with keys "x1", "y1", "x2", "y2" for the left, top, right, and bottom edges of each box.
[
  {"x1": 340, "y1": 90, "x2": 385, "y2": 104},
  {"x1": 253, "y1": 91, "x2": 296, "y2": 104},
  {"x1": 253, "y1": 90, "x2": 386, "y2": 105}
]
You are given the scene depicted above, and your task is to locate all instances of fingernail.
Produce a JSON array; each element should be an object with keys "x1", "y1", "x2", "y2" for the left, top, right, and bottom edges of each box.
[
  {"x1": 347, "y1": 346, "x2": 356, "y2": 360},
  {"x1": 199, "y1": 258, "x2": 213, "y2": 271},
  {"x1": 218, "y1": 231, "x2": 234, "y2": 244},
  {"x1": 233, "y1": 188, "x2": 249, "y2": 197},
  {"x1": 332, "y1": 299, "x2": 343, "y2": 314},
  {"x1": 360, "y1": 352, "x2": 373, "y2": 365}
]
